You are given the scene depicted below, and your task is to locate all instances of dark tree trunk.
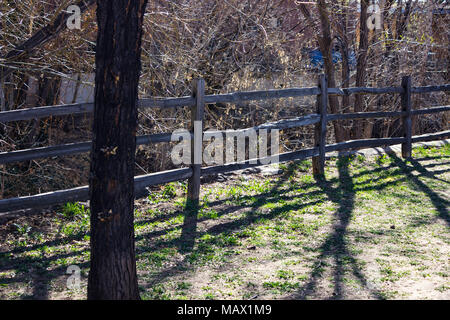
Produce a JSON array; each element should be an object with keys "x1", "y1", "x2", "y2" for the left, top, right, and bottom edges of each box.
[{"x1": 88, "y1": 0, "x2": 148, "y2": 300}]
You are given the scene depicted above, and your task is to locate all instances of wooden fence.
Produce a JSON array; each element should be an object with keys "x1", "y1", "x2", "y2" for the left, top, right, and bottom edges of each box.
[{"x1": 0, "y1": 75, "x2": 449, "y2": 213}]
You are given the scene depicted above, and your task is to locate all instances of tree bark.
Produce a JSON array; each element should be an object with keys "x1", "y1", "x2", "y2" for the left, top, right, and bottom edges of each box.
[
  {"x1": 316, "y1": 0, "x2": 347, "y2": 142},
  {"x1": 336, "y1": 1, "x2": 351, "y2": 136},
  {"x1": 353, "y1": 0, "x2": 369, "y2": 139},
  {"x1": 88, "y1": 0, "x2": 148, "y2": 300}
]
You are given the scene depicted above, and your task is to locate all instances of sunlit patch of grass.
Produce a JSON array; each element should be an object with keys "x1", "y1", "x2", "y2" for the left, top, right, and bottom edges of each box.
[
  {"x1": 263, "y1": 281, "x2": 301, "y2": 293},
  {"x1": 1, "y1": 144, "x2": 448, "y2": 300},
  {"x1": 147, "y1": 182, "x2": 179, "y2": 204}
]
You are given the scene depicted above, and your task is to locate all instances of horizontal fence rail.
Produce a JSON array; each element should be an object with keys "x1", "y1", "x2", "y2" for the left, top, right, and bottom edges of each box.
[
  {"x1": 0, "y1": 85, "x2": 448, "y2": 124},
  {"x1": 328, "y1": 87, "x2": 404, "y2": 96},
  {"x1": 0, "y1": 114, "x2": 323, "y2": 164},
  {"x1": 0, "y1": 75, "x2": 449, "y2": 214},
  {"x1": 204, "y1": 87, "x2": 321, "y2": 104},
  {"x1": 327, "y1": 110, "x2": 406, "y2": 121},
  {"x1": 0, "y1": 133, "x2": 173, "y2": 164},
  {"x1": 1, "y1": 106, "x2": 448, "y2": 165},
  {"x1": 327, "y1": 105, "x2": 450, "y2": 121},
  {"x1": 411, "y1": 130, "x2": 450, "y2": 143},
  {"x1": 411, "y1": 85, "x2": 450, "y2": 94},
  {"x1": 0, "y1": 168, "x2": 193, "y2": 213},
  {"x1": 411, "y1": 105, "x2": 450, "y2": 115},
  {"x1": 2, "y1": 132, "x2": 448, "y2": 213},
  {"x1": 0, "y1": 102, "x2": 94, "y2": 123},
  {"x1": 325, "y1": 137, "x2": 407, "y2": 153}
]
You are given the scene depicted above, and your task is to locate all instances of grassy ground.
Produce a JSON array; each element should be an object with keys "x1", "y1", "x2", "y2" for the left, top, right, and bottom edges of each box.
[{"x1": 0, "y1": 144, "x2": 449, "y2": 300}]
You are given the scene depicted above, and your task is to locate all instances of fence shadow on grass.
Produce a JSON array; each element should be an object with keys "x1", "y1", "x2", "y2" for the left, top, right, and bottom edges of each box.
[
  {"x1": 137, "y1": 152, "x2": 449, "y2": 298},
  {"x1": 1, "y1": 151, "x2": 448, "y2": 299},
  {"x1": 178, "y1": 202, "x2": 200, "y2": 253}
]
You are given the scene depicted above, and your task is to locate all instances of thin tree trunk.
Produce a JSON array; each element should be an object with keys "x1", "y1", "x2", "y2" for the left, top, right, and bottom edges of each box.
[
  {"x1": 364, "y1": 2, "x2": 386, "y2": 139},
  {"x1": 353, "y1": 0, "x2": 369, "y2": 139},
  {"x1": 316, "y1": 0, "x2": 347, "y2": 142},
  {"x1": 337, "y1": 1, "x2": 351, "y2": 135},
  {"x1": 88, "y1": 0, "x2": 148, "y2": 300},
  {"x1": 0, "y1": 79, "x2": 5, "y2": 112}
]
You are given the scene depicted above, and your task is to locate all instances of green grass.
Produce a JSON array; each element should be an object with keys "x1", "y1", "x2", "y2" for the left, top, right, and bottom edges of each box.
[
  {"x1": 0, "y1": 144, "x2": 449, "y2": 300},
  {"x1": 147, "y1": 183, "x2": 179, "y2": 204}
]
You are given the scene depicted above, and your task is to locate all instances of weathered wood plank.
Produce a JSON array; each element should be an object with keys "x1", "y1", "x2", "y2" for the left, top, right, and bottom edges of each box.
[
  {"x1": 0, "y1": 112, "x2": 319, "y2": 165},
  {"x1": 411, "y1": 105, "x2": 450, "y2": 115},
  {"x1": 0, "y1": 168, "x2": 193, "y2": 213},
  {"x1": 8, "y1": 103, "x2": 448, "y2": 165},
  {"x1": 138, "y1": 96, "x2": 195, "y2": 109},
  {"x1": 1, "y1": 83, "x2": 448, "y2": 124},
  {"x1": 312, "y1": 75, "x2": 328, "y2": 175},
  {"x1": 134, "y1": 168, "x2": 193, "y2": 198},
  {"x1": 255, "y1": 114, "x2": 321, "y2": 130},
  {"x1": 136, "y1": 133, "x2": 174, "y2": 145},
  {"x1": 411, "y1": 85, "x2": 450, "y2": 94},
  {"x1": 0, "y1": 98, "x2": 194, "y2": 123},
  {"x1": 1, "y1": 104, "x2": 447, "y2": 165},
  {"x1": 0, "y1": 186, "x2": 90, "y2": 214},
  {"x1": 205, "y1": 114, "x2": 321, "y2": 137},
  {"x1": 0, "y1": 142, "x2": 91, "y2": 164},
  {"x1": 325, "y1": 137, "x2": 406, "y2": 153},
  {"x1": 2, "y1": 126, "x2": 449, "y2": 214},
  {"x1": 0, "y1": 102, "x2": 94, "y2": 123},
  {"x1": 401, "y1": 76, "x2": 412, "y2": 159},
  {"x1": 411, "y1": 131, "x2": 450, "y2": 143},
  {"x1": 328, "y1": 105, "x2": 450, "y2": 121},
  {"x1": 0, "y1": 133, "x2": 173, "y2": 164},
  {"x1": 204, "y1": 87, "x2": 321, "y2": 104},
  {"x1": 328, "y1": 111, "x2": 405, "y2": 121},
  {"x1": 187, "y1": 79, "x2": 205, "y2": 205},
  {"x1": 328, "y1": 87, "x2": 404, "y2": 96}
]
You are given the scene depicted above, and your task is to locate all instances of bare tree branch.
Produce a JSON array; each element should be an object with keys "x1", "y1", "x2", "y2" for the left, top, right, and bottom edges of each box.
[{"x1": 0, "y1": 0, "x2": 95, "y2": 81}]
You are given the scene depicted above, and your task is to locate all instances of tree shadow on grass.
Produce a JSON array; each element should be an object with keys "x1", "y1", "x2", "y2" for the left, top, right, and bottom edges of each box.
[
  {"x1": 1, "y1": 152, "x2": 448, "y2": 299},
  {"x1": 138, "y1": 161, "x2": 323, "y2": 291},
  {"x1": 137, "y1": 153, "x2": 449, "y2": 298},
  {"x1": 174, "y1": 161, "x2": 310, "y2": 254},
  {"x1": 0, "y1": 246, "x2": 89, "y2": 299},
  {"x1": 288, "y1": 155, "x2": 386, "y2": 300},
  {"x1": 388, "y1": 154, "x2": 449, "y2": 227}
]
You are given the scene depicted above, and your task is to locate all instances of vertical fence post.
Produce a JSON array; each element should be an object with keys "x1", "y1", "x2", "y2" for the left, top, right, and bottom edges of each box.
[
  {"x1": 401, "y1": 76, "x2": 412, "y2": 159},
  {"x1": 312, "y1": 74, "x2": 328, "y2": 176},
  {"x1": 187, "y1": 78, "x2": 205, "y2": 206}
]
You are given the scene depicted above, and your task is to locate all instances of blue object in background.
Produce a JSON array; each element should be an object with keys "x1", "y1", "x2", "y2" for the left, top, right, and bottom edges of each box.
[
  {"x1": 309, "y1": 49, "x2": 324, "y2": 68},
  {"x1": 308, "y1": 49, "x2": 356, "y2": 70}
]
